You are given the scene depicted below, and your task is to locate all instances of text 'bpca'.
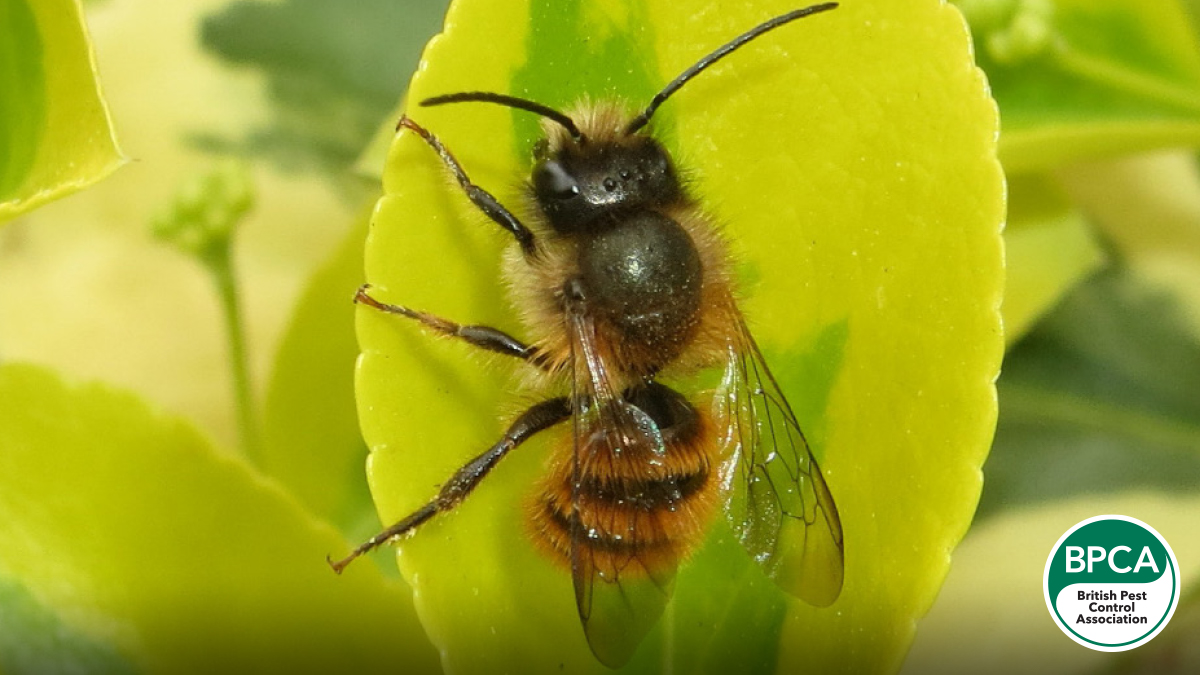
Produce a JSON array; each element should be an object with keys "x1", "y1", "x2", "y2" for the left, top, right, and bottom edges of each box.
[{"x1": 1065, "y1": 546, "x2": 1160, "y2": 574}]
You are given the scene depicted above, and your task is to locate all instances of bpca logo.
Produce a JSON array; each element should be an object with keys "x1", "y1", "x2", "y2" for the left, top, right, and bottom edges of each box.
[{"x1": 1044, "y1": 515, "x2": 1180, "y2": 652}]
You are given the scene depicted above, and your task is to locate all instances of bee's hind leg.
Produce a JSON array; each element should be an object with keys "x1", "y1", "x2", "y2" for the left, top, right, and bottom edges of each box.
[
  {"x1": 328, "y1": 395, "x2": 571, "y2": 574},
  {"x1": 356, "y1": 284, "x2": 539, "y2": 363}
]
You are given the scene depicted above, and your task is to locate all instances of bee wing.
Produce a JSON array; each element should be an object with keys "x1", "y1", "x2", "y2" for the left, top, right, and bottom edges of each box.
[
  {"x1": 570, "y1": 528, "x2": 676, "y2": 668},
  {"x1": 714, "y1": 304, "x2": 844, "y2": 607},
  {"x1": 566, "y1": 309, "x2": 676, "y2": 668}
]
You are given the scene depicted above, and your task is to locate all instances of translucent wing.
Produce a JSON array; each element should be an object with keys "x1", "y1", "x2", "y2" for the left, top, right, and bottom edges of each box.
[
  {"x1": 566, "y1": 308, "x2": 676, "y2": 668},
  {"x1": 714, "y1": 303, "x2": 844, "y2": 606}
]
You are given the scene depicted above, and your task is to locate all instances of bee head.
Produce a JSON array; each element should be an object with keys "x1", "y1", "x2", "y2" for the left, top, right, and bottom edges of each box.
[
  {"x1": 417, "y1": 0, "x2": 840, "y2": 236},
  {"x1": 532, "y1": 134, "x2": 682, "y2": 234}
]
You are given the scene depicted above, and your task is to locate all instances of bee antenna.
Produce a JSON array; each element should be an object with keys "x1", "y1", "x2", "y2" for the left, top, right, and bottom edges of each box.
[
  {"x1": 421, "y1": 92, "x2": 586, "y2": 142},
  {"x1": 625, "y1": 2, "x2": 838, "y2": 135}
]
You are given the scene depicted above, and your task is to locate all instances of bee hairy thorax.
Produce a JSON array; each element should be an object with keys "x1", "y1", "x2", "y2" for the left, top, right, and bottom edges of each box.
[
  {"x1": 533, "y1": 129, "x2": 706, "y2": 378},
  {"x1": 529, "y1": 382, "x2": 719, "y2": 576}
]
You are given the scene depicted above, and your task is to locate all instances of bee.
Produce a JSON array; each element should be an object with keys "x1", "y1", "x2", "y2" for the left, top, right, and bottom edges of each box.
[{"x1": 332, "y1": 3, "x2": 844, "y2": 667}]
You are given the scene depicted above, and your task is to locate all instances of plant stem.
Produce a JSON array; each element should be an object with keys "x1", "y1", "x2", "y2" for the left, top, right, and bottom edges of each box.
[
  {"x1": 1052, "y1": 44, "x2": 1200, "y2": 116},
  {"x1": 1001, "y1": 382, "x2": 1200, "y2": 453},
  {"x1": 209, "y1": 249, "x2": 261, "y2": 463}
]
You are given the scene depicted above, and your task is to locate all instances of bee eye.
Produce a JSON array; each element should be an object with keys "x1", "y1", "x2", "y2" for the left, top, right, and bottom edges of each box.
[{"x1": 535, "y1": 160, "x2": 580, "y2": 200}]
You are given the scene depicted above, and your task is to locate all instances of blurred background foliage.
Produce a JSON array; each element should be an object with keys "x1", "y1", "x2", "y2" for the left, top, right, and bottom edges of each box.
[{"x1": 1, "y1": 0, "x2": 1199, "y2": 673}]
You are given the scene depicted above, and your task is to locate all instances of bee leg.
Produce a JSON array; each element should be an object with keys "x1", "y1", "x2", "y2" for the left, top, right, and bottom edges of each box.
[
  {"x1": 397, "y1": 115, "x2": 537, "y2": 257},
  {"x1": 355, "y1": 284, "x2": 540, "y2": 363},
  {"x1": 328, "y1": 396, "x2": 572, "y2": 573}
]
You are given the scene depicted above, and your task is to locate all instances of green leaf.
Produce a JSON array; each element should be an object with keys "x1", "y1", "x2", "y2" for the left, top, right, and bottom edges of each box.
[
  {"x1": 199, "y1": 0, "x2": 448, "y2": 173},
  {"x1": 261, "y1": 209, "x2": 376, "y2": 537},
  {"x1": 0, "y1": 363, "x2": 439, "y2": 674},
  {"x1": 1052, "y1": 153, "x2": 1200, "y2": 355},
  {"x1": 0, "y1": 575, "x2": 137, "y2": 675},
  {"x1": 1002, "y1": 173, "x2": 1106, "y2": 343},
  {"x1": 357, "y1": 0, "x2": 1003, "y2": 672},
  {"x1": 0, "y1": 0, "x2": 123, "y2": 221},
  {"x1": 954, "y1": 0, "x2": 1200, "y2": 172},
  {"x1": 979, "y1": 269, "x2": 1200, "y2": 520}
]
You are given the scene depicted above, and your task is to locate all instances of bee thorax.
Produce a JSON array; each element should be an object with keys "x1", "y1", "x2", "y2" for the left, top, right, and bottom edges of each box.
[{"x1": 575, "y1": 212, "x2": 703, "y2": 369}]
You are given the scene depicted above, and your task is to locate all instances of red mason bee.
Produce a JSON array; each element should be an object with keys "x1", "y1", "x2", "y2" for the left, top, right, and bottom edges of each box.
[{"x1": 333, "y1": 4, "x2": 844, "y2": 667}]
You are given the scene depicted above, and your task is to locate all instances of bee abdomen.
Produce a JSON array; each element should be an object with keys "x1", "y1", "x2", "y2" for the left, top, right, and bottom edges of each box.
[
  {"x1": 531, "y1": 467, "x2": 717, "y2": 575},
  {"x1": 527, "y1": 385, "x2": 719, "y2": 576}
]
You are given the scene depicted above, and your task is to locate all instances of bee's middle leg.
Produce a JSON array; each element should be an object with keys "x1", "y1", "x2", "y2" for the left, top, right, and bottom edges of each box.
[{"x1": 356, "y1": 284, "x2": 539, "y2": 363}]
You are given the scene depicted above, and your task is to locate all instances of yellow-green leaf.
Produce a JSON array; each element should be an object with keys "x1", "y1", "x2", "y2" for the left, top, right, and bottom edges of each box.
[
  {"x1": 0, "y1": 0, "x2": 123, "y2": 222},
  {"x1": 0, "y1": 363, "x2": 438, "y2": 674},
  {"x1": 357, "y1": 0, "x2": 1003, "y2": 672},
  {"x1": 1057, "y1": 151, "x2": 1200, "y2": 263},
  {"x1": 1002, "y1": 173, "x2": 1106, "y2": 343}
]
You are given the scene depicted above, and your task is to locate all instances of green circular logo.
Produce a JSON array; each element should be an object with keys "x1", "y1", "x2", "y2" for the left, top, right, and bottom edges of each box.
[{"x1": 1044, "y1": 515, "x2": 1180, "y2": 651}]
